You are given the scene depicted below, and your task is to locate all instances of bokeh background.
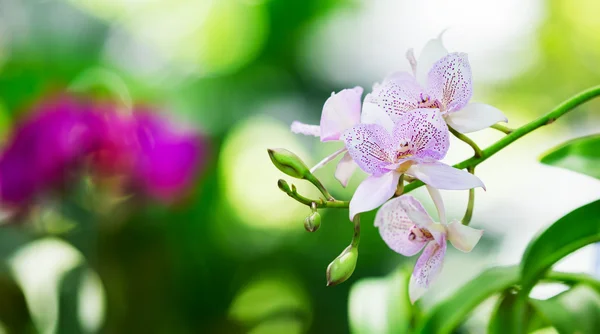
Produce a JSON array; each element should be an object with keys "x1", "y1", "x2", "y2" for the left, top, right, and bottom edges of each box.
[{"x1": 0, "y1": 0, "x2": 599, "y2": 333}]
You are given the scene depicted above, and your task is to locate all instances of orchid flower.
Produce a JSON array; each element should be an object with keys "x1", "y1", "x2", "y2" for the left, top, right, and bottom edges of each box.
[
  {"x1": 374, "y1": 194, "x2": 483, "y2": 303},
  {"x1": 290, "y1": 87, "x2": 364, "y2": 187},
  {"x1": 365, "y1": 35, "x2": 507, "y2": 133},
  {"x1": 342, "y1": 106, "x2": 484, "y2": 219}
]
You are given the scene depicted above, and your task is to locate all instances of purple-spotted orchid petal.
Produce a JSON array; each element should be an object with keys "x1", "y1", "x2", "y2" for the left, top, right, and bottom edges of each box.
[
  {"x1": 374, "y1": 195, "x2": 434, "y2": 256},
  {"x1": 409, "y1": 236, "x2": 447, "y2": 303},
  {"x1": 348, "y1": 172, "x2": 400, "y2": 220},
  {"x1": 368, "y1": 35, "x2": 506, "y2": 133},
  {"x1": 407, "y1": 161, "x2": 485, "y2": 191},
  {"x1": 415, "y1": 33, "x2": 448, "y2": 86},
  {"x1": 445, "y1": 102, "x2": 508, "y2": 134},
  {"x1": 375, "y1": 195, "x2": 484, "y2": 303},
  {"x1": 291, "y1": 86, "x2": 363, "y2": 142},
  {"x1": 446, "y1": 219, "x2": 484, "y2": 253}
]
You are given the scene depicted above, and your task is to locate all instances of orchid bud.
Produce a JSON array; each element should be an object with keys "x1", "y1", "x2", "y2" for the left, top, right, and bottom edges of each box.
[
  {"x1": 304, "y1": 211, "x2": 321, "y2": 232},
  {"x1": 326, "y1": 245, "x2": 358, "y2": 286},
  {"x1": 277, "y1": 179, "x2": 291, "y2": 193},
  {"x1": 267, "y1": 148, "x2": 310, "y2": 179}
]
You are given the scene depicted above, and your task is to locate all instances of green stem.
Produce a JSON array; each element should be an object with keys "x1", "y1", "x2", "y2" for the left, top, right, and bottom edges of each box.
[
  {"x1": 544, "y1": 271, "x2": 600, "y2": 292},
  {"x1": 449, "y1": 126, "x2": 483, "y2": 158},
  {"x1": 305, "y1": 174, "x2": 335, "y2": 201},
  {"x1": 490, "y1": 124, "x2": 514, "y2": 135},
  {"x1": 282, "y1": 85, "x2": 600, "y2": 208},
  {"x1": 351, "y1": 214, "x2": 360, "y2": 247},
  {"x1": 462, "y1": 167, "x2": 475, "y2": 226},
  {"x1": 279, "y1": 182, "x2": 348, "y2": 208},
  {"x1": 395, "y1": 174, "x2": 405, "y2": 196}
]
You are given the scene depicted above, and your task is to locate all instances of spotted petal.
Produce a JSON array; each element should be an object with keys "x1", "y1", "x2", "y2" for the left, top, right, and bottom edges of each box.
[
  {"x1": 427, "y1": 53, "x2": 473, "y2": 113},
  {"x1": 365, "y1": 72, "x2": 425, "y2": 122},
  {"x1": 416, "y1": 35, "x2": 449, "y2": 86},
  {"x1": 342, "y1": 123, "x2": 396, "y2": 175},
  {"x1": 374, "y1": 196, "x2": 434, "y2": 256},
  {"x1": 409, "y1": 237, "x2": 447, "y2": 303},
  {"x1": 320, "y1": 86, "x2": 364, "y2": 141},
  {"x1": 392, "y1": 108, "x2": 449, "y2": 161}
]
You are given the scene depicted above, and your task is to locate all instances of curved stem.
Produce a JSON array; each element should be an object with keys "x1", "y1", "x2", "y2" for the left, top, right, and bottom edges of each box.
[
  {"x1": 449, "y1": 126, "x2": 483, "y2": 158},
  {"x1": 491, "y1": 124, "x2": 514, "y2": 135},
  {"x1": 279, "y1": 182, "x2": 347, "y2": 208},
  {"x1": 351, "y1": 214, "x2": 361, "y2": 247},
  {"x1": 462, "y1": 167, "x2": 475, "y2": 226},
  {"x1": 281, "y1": 85, "x2": 600, "y2": 208}
]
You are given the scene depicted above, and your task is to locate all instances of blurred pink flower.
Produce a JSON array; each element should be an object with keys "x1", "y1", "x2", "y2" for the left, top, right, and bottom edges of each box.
[{"x1": 0, "y1": 95, "x2": 207, "y2": 207}]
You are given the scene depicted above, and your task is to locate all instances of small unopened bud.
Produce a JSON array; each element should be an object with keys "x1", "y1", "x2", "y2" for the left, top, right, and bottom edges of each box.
[
  {"x1": 326, "y1": 245, "x2": 358, "y2": 286},
  {"x1": 267, "y1": 148, "x2": 311, "y2": 179},
  {"x1": 304, "y1": 211, "x2": 321, "y2": 232},
  {"x1": 277, "y1": 179, "x2": 291, "y2": 193}
]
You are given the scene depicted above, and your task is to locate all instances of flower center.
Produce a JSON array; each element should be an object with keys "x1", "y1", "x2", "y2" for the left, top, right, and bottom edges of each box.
[
  {"x1": 408, "y1": 225, "x2": 434, "y2": 242},
  {"x1": 418, "y1": 93, "x2": 443, "y2": 111}
]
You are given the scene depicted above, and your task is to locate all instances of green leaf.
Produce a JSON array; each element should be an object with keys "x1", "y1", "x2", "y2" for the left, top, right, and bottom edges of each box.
[
  {"x1": 348, "y1": 268, "x2": 414, "y2": 334},
  {"x1": 521, "y1": 200, "x2": 600, "y2": 292},
  {"x1": 540, "y1": 134, "x2": 600, "y2": 179},
  {"x1": 416, "y1": 266, "x2": 519, "y2": 334},
  {"x1": 488, "y1": 291, "x2": 549, "y2": 334},
  {"x1": 530, "y1": 284, "x2": 600, "y2": 334}
]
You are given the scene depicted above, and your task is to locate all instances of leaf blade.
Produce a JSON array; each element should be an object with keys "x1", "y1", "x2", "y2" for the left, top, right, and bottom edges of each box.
[{"x1": 540, "y1": 134, "x2": 600, "y2": 179}]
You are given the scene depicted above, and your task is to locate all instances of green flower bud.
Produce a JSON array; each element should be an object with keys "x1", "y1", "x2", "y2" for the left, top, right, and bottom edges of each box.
[
  {"x1": 277, "y1": 179, "x2": 291, "y2": 193},
  {"x1": 304, "y1": 211, "x2": 321, "y2": 232},
  {"x1": 326, "y1": 245, "x2": 358, "y2": 287},
  {"x1": 267, "y1": 148, "x2": 311, "y2": 179}
]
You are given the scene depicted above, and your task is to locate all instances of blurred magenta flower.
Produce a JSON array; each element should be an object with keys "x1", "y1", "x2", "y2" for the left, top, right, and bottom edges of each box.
[
  {"x1": 0, "y1": 97, "x2": 102, "y2": 206},
  {"x1": 374, "y1": 195, "x2": 483, "y2": 303},
  {"x1": 0, "y1": 95, "x2": 206, "y2": 208}
]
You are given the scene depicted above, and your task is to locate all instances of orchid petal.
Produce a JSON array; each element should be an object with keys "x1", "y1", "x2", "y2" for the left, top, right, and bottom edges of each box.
[
  {"x1": 365, "y1": 72, "x2": 425, "y2": 122},
  {"x1": 310, "y1": 147, "x2": 347, "y2": 173},
  {"x1": 374, "y1": 196, "x2": 430, "y2": 256},
  {"x1": 446, "y1": 219, "x2": 484, "y2": 253},
  {"x1": 335, "y1": 152, "x2": 358, "y2": 187},
  {"x1": 427, "y1": 53, "x2": 473, "y2": 113},
  {"x1": 426, "y1": 185, "x2": 447, "y2": 225},
  {"x1": 445, "y1": 102, "x2": 508, "y2": 134},
  {"x1": 349, "y1": 172, "x2": 400, "y2": 220},
  {"x1": 392, "y1": 108, "x2": 449, "y2": 161},
  {"x1": 409, "y1": 237, "x2": 447, "y2": 303},
  {"x1": 342, "y1": 123, "x2": 396, "y2": 175},
  {"x1": 291, "y1": 121, "x2": 320, "y2": 137},
  {"x1": 416, "y1": 35, "x2": 449, "y2": 86},
  {"x1": 320, "y1": 86, "x2": 364, "y2": 142},
  {"x1": 360, "y1": 103, "x2": 394, "y2": 133},
  {"x1": 407, "y1": 161, "x2": 485, "y2": 190}
]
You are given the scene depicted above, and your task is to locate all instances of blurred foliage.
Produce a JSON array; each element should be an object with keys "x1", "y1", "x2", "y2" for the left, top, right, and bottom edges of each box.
[{"x1": 540, "y1": 134, "x2": 600, "y2": 179}]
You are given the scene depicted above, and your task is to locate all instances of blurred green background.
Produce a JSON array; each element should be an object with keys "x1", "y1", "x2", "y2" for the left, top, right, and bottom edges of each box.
[{"x1": 0, "y1": 0, "x2": 599, "y2": 333}]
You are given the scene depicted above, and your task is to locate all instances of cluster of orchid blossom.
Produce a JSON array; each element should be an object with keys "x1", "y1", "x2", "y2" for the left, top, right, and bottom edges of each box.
[
  {"x1": 273, "y1": 35, "x2": 508, "y2": 302},
  {"x1": 0, "y1": 94, "x2": 206, "y2": 216}
]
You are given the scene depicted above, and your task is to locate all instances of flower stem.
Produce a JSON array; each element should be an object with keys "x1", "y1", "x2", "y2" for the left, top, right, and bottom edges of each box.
[
  {"x1": 278, "y1": 181, "x2": 347, "y2": 208},
  {"x1": 395, "y1": 174, "x2": 405, "y2": 196},
  {"x1": 490, "y1": 123, "x2": 514, "y2": 135},
  {"x1": 351, "y1": 214, "x2": 360, "y2": 248},
  {"x1": 449, "y1": 126, "x2": 483, "y2": 157},
  {"x1": 462, "y1": 167, "x2": 475, "y2": 226}
]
